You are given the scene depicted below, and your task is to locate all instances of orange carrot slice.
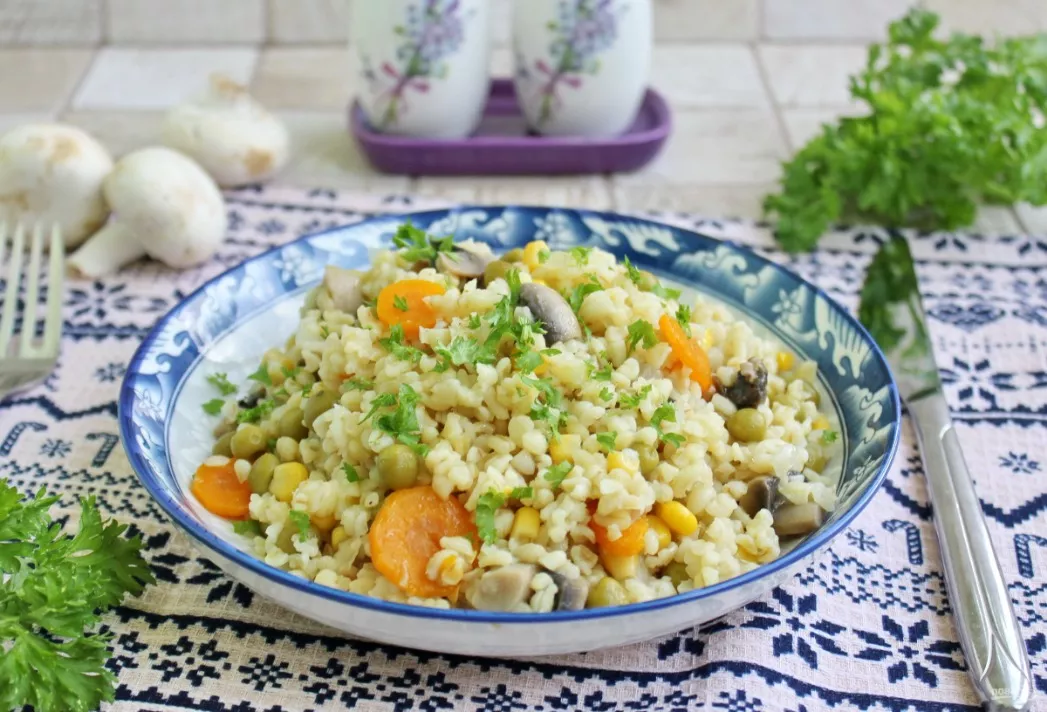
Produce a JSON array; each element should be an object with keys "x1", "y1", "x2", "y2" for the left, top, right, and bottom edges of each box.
[
  {"x1": 659, "y1": 313, "x2": 713, "y2": 394},
  {"x1": 376, "y1": 279, "x2": 445, "y2": 338},
  {"x1": 191, "y1": 459, "x2": 253, "y2": 520},
  {"x1": 369, "y1": 486, "x2": 476, "y2": 598},
  {"x1": 588, "y1": 500, "x2": 649, "y2": 556}
]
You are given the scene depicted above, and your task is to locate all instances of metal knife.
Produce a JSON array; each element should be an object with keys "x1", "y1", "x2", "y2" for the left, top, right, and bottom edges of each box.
[{"x1": 869, "y1": 235, "x2": 1033, "y2": 711}]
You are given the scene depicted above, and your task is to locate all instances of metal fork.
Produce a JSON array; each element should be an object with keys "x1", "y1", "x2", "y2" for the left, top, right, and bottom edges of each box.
[{"x1": 0, "y1": 223, "x2": 64, "y2": 401}]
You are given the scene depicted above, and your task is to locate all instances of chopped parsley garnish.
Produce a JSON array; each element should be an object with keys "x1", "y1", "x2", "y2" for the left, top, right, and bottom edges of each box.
[
  {"x1": 434, "y1": 335, "x2": 494, "y2": 373},
  {"x1": 599, "y1": 387, "x2": 614, "y2": 401},
  {"x1": 207, "y1": 372, "x2": 237, "y2": 396},
  {"x1": 676, "y1": 304, "x2": 693, "y2": 336},
  {"x1": 202, "y1": 398, "x2": 224, "y2": 415},
  {"x1": 320, "y1": 325, "x2": 330, "y2": 339},
  {"x1": 590, "y1": 363, "x2": 613, "y2": 381},
  {"x1": 364, "y1": 384, "x2": 428, "y2": 456},
  {"x1": 596, "y1": 432, "x2": 617, "y2": 452},
  {"x1": 619, "y1": 384, "x2": 652, "y2": 409},
  {"x1": 342, "y1": 463, "x2": 360, "y2": 482},
  {"x1": 300, "y1": 382, "x2": 313, "y2": 398},
  {"x1": 623, "y1": 256, "x2": 645, "y2": 286},
  {"x1": 343, "y1": 377, "x2": 374, "y2": 391},
  {"x1": 537, "y1": 249, "x2": 551, "y2": 264},
  {"x1": 627, "y1": 319, "x2": 659, "y2": 353},
  {"x1": 522, "y1": 375, "x2": 565, "y2": 435},
  {"x1": 651, "y1": 403, "x2": 685, "y2": 447},
  {"x1": 233, "y1": 519, "x2": 263, "y2": 537},
  {"x1": 392, "y1": 222, "x2": 454, "y2": 265},
  {"x1": 247, "y1": 363, "x2": 272, "y2": 386},
  {"x1": 567, "y1": 275, "x2": 603, "y2": 313},
  {"x1": 568, "y1": 246, "x2": 592, "y2": 265},
  {"x1": 237, "y1": 398, "x2": 275, "y2": 424},
  {"x1": 378, "y1": 324, "x2": 424, "y2": 363},
  {"x1": 281, "y1": 365, "x2": 300, "y2": 381},
  {"x1": 393, "y1": 295, "x2": 409, "y2": 312},
  {"x1": 288, "y1": 510, "x2": 311, "y2": 541},
  {"x1": 467, "y1": 313, "x2": 482, "y2": 329},
  {"x1": 475, "y1": 490, "x2": 506, "y2": 544},
  {"x1": 267, "y1": 438, "x2": 278, "y2": 452},
  {"x1": 651, "y1": 283, "x2": 682, "y2": 300},
  {"x1": 514, "y1": 349, "x2": 544, "y2": 373},
  {"x1": 821, "y1": 430, "x2": 839, "y2": 444},
  {"x1": 543, "y1": 462, "x2": 572, "y2": 489},
  {"x1": 510, "y1": 486, "x2": 533, "y2": 500}
]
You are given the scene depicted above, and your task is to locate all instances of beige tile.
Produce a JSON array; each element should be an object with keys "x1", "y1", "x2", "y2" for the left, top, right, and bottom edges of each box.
[
  {"x1": 780, "y1": 107, "x2": 862, "y2": 150},
  {"x1": 613, "y1": 182, "x2": 775, "y2": 219},
  {"x1": 0, "y1": 49, "x2": 94, "y2": 113},
  {"x1": 276, "y1": 111, "x2": 410, "y2": 193},
  {"x1": 1015, "y1": 203, "x2": 1047, "y2": 235},
  {"x1": 489, "y1": 47, "x2": 514, "y2": 78},
  {"x1": 491, "y1": 0, "x2": 511, "y2": 46},
  {"x1": 73, "y1": 48, "x2": 258, "y2": 109},
  {"x1": 58, "y1": 110, "x2": 163, "y2": 158},
  {"x1": 415, "y1": 176, "x2": 613, "y2": 209},
  {"x1": 0, "y1": 0, "x2": 102, "y2": 45},
  {"x1": 268, "y1": 0, "x2": 349, "y2": 43},
  {"x1": 762, "y1": 0, "x2": 912, "y2": 41},
  {"x1": 926, "y1": 0, "x2": 1047, "y2": 35},
  {"x1": 653, "y1": 0, "x2": 759, "y2": 41},
  {"x1": 652, "y1": 44, "x2": 768, "y2": 108},
  {"x1": 970, "y1": 206, "x2": 1021, "y2": 235},
  {"x1": 106, "y1": 0, "x2": 265, "y2": 43},
  {"x1": 758, "y1": 45, "x2": 867, "y2": 108},
  {"x1": 252, "y1": 47, "x2": 355, "y2": 111},
  {"x1": 616, "y1": 110, "x2": 788, "y2": 185},
  {"x1": 0, "y1": 113, "x2": 55, "y2": 134}
]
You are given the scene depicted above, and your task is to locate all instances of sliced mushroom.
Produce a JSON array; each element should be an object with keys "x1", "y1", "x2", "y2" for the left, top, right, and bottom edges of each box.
[
  {"x1": 544, "y1": 568, "x2": 589, "y2": 611},
  {"x1": 772, "y1": 502, "x2": 826, "y2": 538},
  {"x1": 519, "y1": 283, "x2": 582, "y2": 345},
  {"x1": 322, "y1": 265, "x2": 364, "y2": 313},
  {"x1": 238, "y1": 386, "x2": 263, "y2": 410},
  {"x1": 720, "y1": 358, "x2": 768, "y2": 408},
  {"x1": 437, "y1": 246, "x2": 491, "y2": 280},
  {"x1": 464, "y1": 564, "x2": 536, "y2": 612},
  {"x1": 737, "y1": 476, "x2": 780, "y2": 518}
]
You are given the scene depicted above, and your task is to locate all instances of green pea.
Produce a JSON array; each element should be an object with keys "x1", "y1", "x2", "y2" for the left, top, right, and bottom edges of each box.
[
  {"x1": 249, "y1": 453, "x2": 279, "y2": 494},
  {"x1": 663, "y1": 561, "x2": 690, "y2": 589},
  {"x1": 636, "y1": 444, "x2": 660, "y2": 476},
  {"x1": 303, "y1": 389, "x2": 338, "y2": 429},
  {"x1": 586, "y1": 577, "x2": 629, "y2": 608},
  {"x1": 230, "y1": 424, "x2": 266, "y2": 460},
  {"x1": 377, "y1": 443, "x2": 419, "y2": 490},
  {"x1": 276, "y1": 523, "x2": 301, "y2": 554},
  {"x1": 727, "y1": 408, "x2": 767, "y2": 442},
  {"x1": 502, "y1": 248, "x2": 524, "y2": 263},
  {"x1": 279, "y1": 407, "x2": 308, "y2": 440},
  {"x1": 638, "y1": 270, "x2": 657, "y2": 290},
  {"x1": 212, "y1": 431, "x2": 234, "y2": 457},
  {"x1": 483, "y1": 260, "x2": 514, "y2": 285}
]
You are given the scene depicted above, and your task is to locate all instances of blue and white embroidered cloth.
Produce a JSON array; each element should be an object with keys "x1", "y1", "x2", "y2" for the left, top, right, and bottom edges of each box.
[{"x1": 2, "y1": 185, "x2": 1044, "y2": 712}]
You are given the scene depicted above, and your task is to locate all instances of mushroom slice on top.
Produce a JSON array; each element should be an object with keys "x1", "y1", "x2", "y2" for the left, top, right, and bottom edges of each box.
[
  {"x1": 437, "y1": 246, "x2": 491, "y2": 280},
  {"x1": 544, "y1": 568, "x2": 589, "y2": 611},
  {"x1": 322, "y1": 265, "x2": 364, "y2": 313},
  {"x1": 772, "y1": 502, "x2": 826, "y2": 538},
  {"x1": 519, "y1": 283, "x2": 582, "y2": 345},
  {"x1": 737, "y1": 475, "x2": 780, "y2": 518},
  {"x1": 464, "y1": 564, "x2": 536, "y2": 612}
]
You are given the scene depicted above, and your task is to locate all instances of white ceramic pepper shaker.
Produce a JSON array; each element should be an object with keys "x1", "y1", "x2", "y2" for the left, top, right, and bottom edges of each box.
[
  {"x1": 512, "y1": 0, "x2": 652, "y2": 137},
  {"x1": 350, "y1": 0, "x2": 491, "y2": 138}
]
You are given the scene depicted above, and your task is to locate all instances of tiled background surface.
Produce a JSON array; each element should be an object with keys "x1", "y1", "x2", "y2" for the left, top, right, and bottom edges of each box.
[{"x1": 1, "y1": 0, "x2": 1045, "y2": 232}]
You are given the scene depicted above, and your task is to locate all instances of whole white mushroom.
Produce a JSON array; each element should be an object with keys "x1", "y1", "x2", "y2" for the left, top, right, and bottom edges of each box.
[
  {"x1": 161, "y1": 74, "x2": 290, "y2": 188},
  {"x1": 0, "y1": 123, "x2": 113, "y2": 248},
  {"x1": 68, "y1": 147, "x2": 227, "y2": 278}
]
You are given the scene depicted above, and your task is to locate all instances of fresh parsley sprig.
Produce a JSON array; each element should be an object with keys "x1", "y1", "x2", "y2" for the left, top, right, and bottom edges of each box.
[
  {"x1": 363, "y1": 384, "x2": 429, "y2": 456},
  {"x1": 651, "y1": 403, "x2": 686, "y2": 447},
  {"x1": 392, "y1": 222, "x2": 454, "y2": 265}
]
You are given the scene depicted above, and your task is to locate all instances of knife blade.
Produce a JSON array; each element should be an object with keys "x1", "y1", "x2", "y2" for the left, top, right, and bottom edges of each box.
[{"x1": 866, "y1": 234, "x2": 1033, "y2": 711}]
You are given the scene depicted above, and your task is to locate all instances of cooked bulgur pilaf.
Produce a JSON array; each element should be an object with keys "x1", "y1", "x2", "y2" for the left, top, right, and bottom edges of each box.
[{"x1": 191, "y1": 224, "x2": 839, "y2": 612}]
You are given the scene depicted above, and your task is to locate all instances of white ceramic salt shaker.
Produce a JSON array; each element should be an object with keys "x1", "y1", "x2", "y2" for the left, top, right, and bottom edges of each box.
[
  {"x1": 350, "y1": 0, "x2": 491, "y2": 138},
  {"x1": 512, "y1": 0, "x2": 652, "y2": 137}
]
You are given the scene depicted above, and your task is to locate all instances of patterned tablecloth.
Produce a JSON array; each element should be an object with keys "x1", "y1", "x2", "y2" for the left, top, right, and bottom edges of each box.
[{"x1": 2, "y1": 184, "x2": 1045, "y2": 712}]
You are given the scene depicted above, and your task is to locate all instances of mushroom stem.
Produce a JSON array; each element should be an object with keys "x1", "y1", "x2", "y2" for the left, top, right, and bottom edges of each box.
[{"x1": 67, "y1": 221, "x2": 147, "y2": 278}]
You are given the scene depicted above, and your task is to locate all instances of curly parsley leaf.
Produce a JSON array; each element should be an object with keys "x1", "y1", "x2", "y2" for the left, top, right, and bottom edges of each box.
[
  {"x1": 857, "y1": 234, "x2": 927, "y2": 353},
  {"x1": 475, "y1": 490, "x2": 505, "y2": 544},
  {"x1": 342, "y1": 463, "x2": 360, "y2": 483},
  {"x1": 514, "y1": 349, "x2": 544, "y2": 374},
  {"x1": 202, "y1": 398, "x2": 225, "y2": 415},
  {"x1": 626, "y1": 319, "x2": 659, "y2": 353},
  {"x1": 596, "y1": 432, "x2": 617, "y2": 452},
  {"x1": 0, "y1": 481, "x2": 153, "y2": 712},
  {"x1": 392, "y1": 295, "x2": 409, "y2": 312},
  {"x1": 568, "y1": 246, "x2": 592, "y2": 265},
  {"x1": 288, "y1": 510, "x2": 311, "y2": 541},
  {"x1": 651, "y1": 283, "x2": 682, "y2": 301},
  {"x1": 510, "y1": 486, "x2": 533, "y2": 501},
  {"x1": 434, "y1": 336, "x2": 493, "y2": 373},
  {"x1": 206, "y1": 372, "x2": 237, "y2": 396},
  {"x1": 543, "y1": 462, "x2": 572, "y2": 489},
  {"x1": 821, "y1": 430, "x2": 839, "y2": 444},
  {"x1": 590, "y1": 363, "x2": 613, "y2": 381},
  {"x1": 237, "y1": 398, "x2": 275, "y2": 424},
  {"x1": 392, "y1": 222, "x2": 454, "y2": 265},
  {"x1": 233, "y1": 519, "x2": 263, "y2": 537},
  {"x1": 599, "y1": 386, "x2": 614, "y2": 401},
  {"x1": 247, "y1": 363, "x2": 272, "y2": 387},
  {"x1": 378, "y1": 324, "x2": 424, "y2": 363},
  {"x1": 619, "y1": 384, "x2": 652, "y2": 409},
  {"x1": 366, "y1": 385, "x2": 428, "y2": 456},
  {"x1": 343, "y1": 377, "x2": 374, "y2": 392},
  {"x1": 567, "y1": 275, "x2": 603, "y2": 314},
  {"x1": 651, "y1": 403, "x2": 685, "y2": 447}
]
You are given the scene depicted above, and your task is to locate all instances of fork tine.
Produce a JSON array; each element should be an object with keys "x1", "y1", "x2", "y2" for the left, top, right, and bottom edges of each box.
[
  {"x1": 0, "y1": 222, "x2": 26, "y2": 356},
  {"x1": 19, "y1": 223, "x2": 44, "y2": 358},
  {"x1": 41, "y1": 224, "x2": 64, "y2": 356}
]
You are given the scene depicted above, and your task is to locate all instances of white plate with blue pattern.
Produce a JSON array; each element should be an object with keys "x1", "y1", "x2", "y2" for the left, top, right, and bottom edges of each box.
[{"x1": 121, "y1": 207, "x2": 901, "y2": 656}]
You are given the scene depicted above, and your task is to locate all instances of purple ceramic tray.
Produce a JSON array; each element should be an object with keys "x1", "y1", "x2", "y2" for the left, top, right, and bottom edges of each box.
[{"x1": 349, "y1": 79, "x2": 671, "y2": 176}]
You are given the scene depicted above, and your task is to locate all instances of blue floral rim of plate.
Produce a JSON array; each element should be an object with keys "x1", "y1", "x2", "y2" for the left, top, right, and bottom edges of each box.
[{"x1": 120, "y1": 206, "x2": 902, "y2": 624}]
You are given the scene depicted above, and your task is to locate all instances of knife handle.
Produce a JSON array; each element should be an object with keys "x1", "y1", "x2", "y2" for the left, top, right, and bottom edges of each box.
[{"x1": 908, "y1": 393, "x2": 1033, "y2": 711}]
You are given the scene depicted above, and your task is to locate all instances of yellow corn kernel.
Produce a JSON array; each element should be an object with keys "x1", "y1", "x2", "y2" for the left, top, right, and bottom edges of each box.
[
  {"x1": 329, "y1": 525, "x2": 347, "y2": 550},
  {"x1": 656, "y1": 501, "x2": 699, "y2": 537},
  {"x1": 606, "y1": 451, "x2": 637, "y2": 474},
  {"x1": 811, "y1": 415, "x2": 830, "y2": 431},
  {"x1": 602, "y1": 552, "x2": 637, "y2": 580},
  {"x1": 647, "y1": 515, "x2": 672, "y2": 550},
  {"x1": 311, "y1": 512, "x2": 337, "y2": 532},
  {"x1": 511, "y1": 506, "x2": 541, "y2": 540},
  {"x1": 549, "y1": 434, "x2": 579, "y2": 465},
  {"x1": 523, "y1": 240, "x2": 549, "y2": 270},
  {"x1": 702, "y1": 328, "x2": 715, "y2": 350},
  {"x1": 534, "y1": 354, "x2": 549, "y2": 376},
  {"x1": 532, "y1": 278, "x2": 547, "y2": 287},
  {"x1": 777, "y1": 351, "x2": 795, "y2": 372},
  {"x1": 270, "y1": 462, "x2": 308, "y2": 502}
]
